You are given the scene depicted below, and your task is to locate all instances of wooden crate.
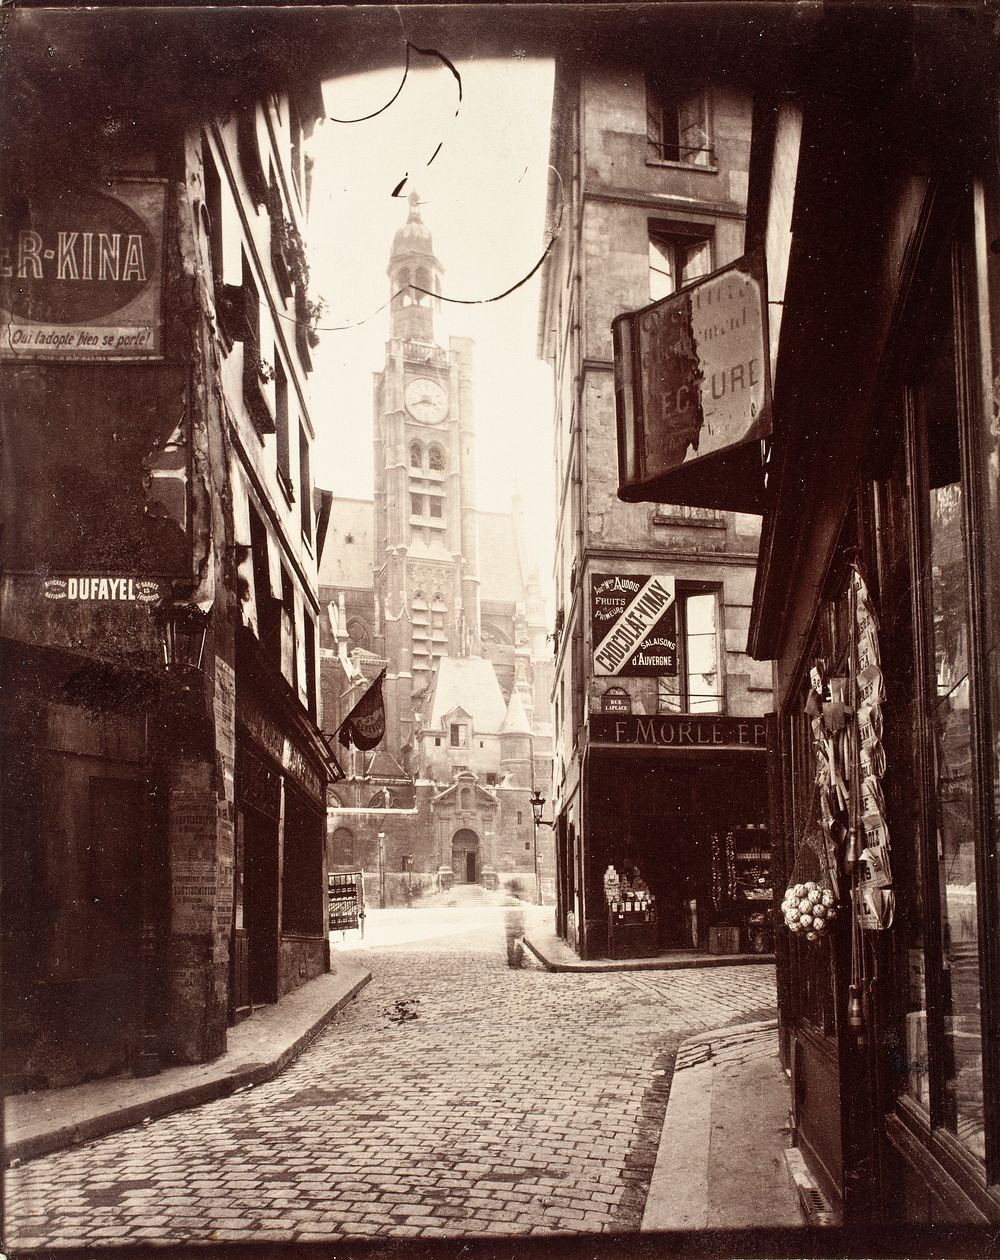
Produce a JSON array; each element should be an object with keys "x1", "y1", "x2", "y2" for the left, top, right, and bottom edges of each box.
[{"x1": 708, "y1": 924, "x2": 741, "y2": 955}]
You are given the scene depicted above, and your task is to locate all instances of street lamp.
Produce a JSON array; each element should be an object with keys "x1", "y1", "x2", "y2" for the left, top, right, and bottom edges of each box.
[
  {"x1": 157, "y1": 603, "x2": 209, "y2": 684},
  {"x1": 530, "y1": 789, "x2": 547, "y2": 907}
]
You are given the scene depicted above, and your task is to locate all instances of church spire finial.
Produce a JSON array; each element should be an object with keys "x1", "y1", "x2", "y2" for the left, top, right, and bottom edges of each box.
[{"x1": 407, "y1": 190, "x2": 422, "y2": 222}]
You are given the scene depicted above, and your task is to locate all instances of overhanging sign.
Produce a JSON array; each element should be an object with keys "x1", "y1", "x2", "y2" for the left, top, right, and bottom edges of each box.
[
  {"x1": 591, "y1": 714, "x2": 768, "y2": 750},
  {"x1": 1, "y1": 180, "x2": 166, "y2": 359},
  {"x1": 613, "y1": 253, "x2": 770, "y2": 513}
]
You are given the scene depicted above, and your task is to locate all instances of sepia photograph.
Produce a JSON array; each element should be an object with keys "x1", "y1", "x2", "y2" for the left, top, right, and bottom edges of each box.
[{"x1": 1, "y1": 2, "x2": 999, "y2": 1257}]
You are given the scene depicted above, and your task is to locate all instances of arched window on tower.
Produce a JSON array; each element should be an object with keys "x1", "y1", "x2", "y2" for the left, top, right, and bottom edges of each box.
[
  {"x1": 414, "y1": 267, "x2": 430, "y2": 305},
  {"x1": 331, "y1": 827, "x2": 354, "y2": 866},
  {"x1": 394, "y1": 267, "x2": 410, "y2": 308},
  {"x1": 429, "y1": 444, "x2": 446, "y2": 472},
  {"x1": 410, "y1": 441, "x2": 424, "y2": 470}
]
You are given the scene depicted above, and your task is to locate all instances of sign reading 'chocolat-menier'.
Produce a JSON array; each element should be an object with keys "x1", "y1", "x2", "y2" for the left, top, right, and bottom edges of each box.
[{"x1": 591, "y1": 713, "x2": 767, "y2": 750}]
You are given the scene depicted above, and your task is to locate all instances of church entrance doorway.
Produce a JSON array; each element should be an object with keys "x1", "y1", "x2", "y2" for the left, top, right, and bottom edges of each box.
[{"x1": 452, "y1": 829, "x2": 480, "y2": 884}]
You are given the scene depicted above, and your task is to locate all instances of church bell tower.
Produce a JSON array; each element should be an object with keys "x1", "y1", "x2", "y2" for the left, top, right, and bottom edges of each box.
[{"x1": 373, "y1": 195, "x2": 482, "y2": 763}]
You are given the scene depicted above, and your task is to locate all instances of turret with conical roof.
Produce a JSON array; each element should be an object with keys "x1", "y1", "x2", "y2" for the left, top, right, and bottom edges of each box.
[
  {"x1": 387, "y1": 191, "x2": 444, "y2": 343},
  {"x1": 499, "y1": 689, "x2": 533, "y2": 788}
]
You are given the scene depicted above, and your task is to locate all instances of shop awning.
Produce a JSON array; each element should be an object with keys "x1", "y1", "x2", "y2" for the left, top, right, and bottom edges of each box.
[{"x1": 613, "y1": 253, "x2": 771, "y2": 514}]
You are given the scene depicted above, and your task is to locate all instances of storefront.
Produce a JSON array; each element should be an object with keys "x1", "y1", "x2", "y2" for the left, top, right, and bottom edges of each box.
[
  {"x1": 572, "y1": 715, "x2": 770, "y2": 959},
  {"x1": 739, "y1": 8, "x2": 1000, "y2": 1226},
  {"x1": 234, "y1": 629, "x2": 333, "y2": 1016}
]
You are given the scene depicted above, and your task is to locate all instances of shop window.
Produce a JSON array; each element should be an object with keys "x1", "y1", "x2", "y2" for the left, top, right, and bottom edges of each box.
[
  {"x1": 906, "y1": 263, "x2": 984, "y2": 1157},
  {"x1": 648, "y1": 226, "x2": 713, "y2": 302},
  {"x1": 657, "y1": 588, "x2": 722, "y2": 714},
  {"x1": 282, "y1": 786, "x2": 324, "y2": 933},
  {"x1": 646, "y1": 78, "x2": 713, "y2": 166}
]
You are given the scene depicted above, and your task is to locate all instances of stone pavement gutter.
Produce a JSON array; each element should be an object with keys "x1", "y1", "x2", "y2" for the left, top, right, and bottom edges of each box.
[
  {"x1": 641, "y1": 1018, "x2": 805, "y2": 1232},
  {"x1": 2, "y1": 960, "x2": 371, "y2": 1167},
  {"x1": 522, "y1": 929, "x2": 775, "y2": 972}
]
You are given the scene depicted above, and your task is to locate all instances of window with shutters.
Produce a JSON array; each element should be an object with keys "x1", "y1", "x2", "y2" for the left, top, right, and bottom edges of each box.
[{"x1": 646, "y1": 79, "x2": 713, "y2": 167}]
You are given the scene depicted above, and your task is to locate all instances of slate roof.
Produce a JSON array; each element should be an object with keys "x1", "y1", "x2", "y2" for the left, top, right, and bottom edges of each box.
[
  {"x1": 500, "y1": 689, "x2": 531, "y2": 736},
  {"x1": 319, "y1": 498, "x2": 375, "y2": 590},
  {"x1": 428, "y1": 655, "x2": 507, "y2": 733}
]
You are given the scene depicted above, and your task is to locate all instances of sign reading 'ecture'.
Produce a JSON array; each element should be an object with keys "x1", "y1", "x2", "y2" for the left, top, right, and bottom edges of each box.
[
  {"x1": 0, "y1": 181, "x2": 166, "y2": 359},
  {"x1": 613, "y1": 253, "x2": 771, "y2": 511}
]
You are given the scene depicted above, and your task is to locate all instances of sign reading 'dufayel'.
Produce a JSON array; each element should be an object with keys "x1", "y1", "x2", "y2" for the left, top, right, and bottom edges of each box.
[
  {"x1": 592, "y1": 573, "x2": 677, "y2": 677},
  {"x1": 1, "y1": 181, "x2": 166, "y2": 359},
  {"x1": 613, "y1": 253, "x2": 770, "y2": 491},
  {"x1": 42, "y1": 576, "x2": 162, "y2": 603}
]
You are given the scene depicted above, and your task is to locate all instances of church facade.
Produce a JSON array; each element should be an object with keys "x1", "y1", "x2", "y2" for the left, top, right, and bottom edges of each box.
[{"x1": 319, "y1": 197, "x2": 553, "y2": 899}]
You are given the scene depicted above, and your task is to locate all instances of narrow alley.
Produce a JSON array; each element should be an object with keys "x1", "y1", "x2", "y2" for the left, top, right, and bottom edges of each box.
[{"x1": 5, "y1": 907, "x2": 777, "y2": 1247}]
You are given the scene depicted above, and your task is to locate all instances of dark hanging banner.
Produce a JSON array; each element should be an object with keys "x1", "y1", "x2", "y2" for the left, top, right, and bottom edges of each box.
[
  {"x1": 613, "y1": 252, "x2": 771, "y2": 513},
  {"x1": 338, "y1": 668, "x2": 387, "y2": 751}
]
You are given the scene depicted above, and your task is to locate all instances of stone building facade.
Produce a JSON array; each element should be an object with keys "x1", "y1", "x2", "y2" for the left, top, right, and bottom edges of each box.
[
  {"x1": 0, "y1": 10, "x2": 339, "y2": 1090},
  {"x1": 537, "y1": 58, "x2": 773, "y2": 957}
]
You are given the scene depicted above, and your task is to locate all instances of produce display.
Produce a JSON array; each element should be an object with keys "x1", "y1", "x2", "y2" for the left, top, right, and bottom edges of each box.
[{"x1": 780, "y1": 880, "x2": 838, "y2": 941}]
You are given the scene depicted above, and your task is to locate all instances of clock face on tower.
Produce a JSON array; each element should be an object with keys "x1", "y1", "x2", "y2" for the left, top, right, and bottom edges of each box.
[{"x1": 404, "y1": 377, "x2": 449, "y2": 424}]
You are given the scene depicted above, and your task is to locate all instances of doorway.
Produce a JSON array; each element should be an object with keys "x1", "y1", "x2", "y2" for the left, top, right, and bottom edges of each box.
[
  {"x1": 451, "y1": 828, "x2": 480, "y2": 884},
  {"x1": 243, "y1": 807, "x2": 280, "y2": 1005}
]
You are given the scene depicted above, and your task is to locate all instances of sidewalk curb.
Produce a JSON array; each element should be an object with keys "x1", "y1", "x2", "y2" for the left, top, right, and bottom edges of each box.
[
  {"x1": 521, "y1": 933, "x2": 775, "y2": 973},
  {"x1": 4, "y1": 969, "x2": 371, "y2": 1167},
  {"x1": 641, "y1": 1018, "x2": 804, "y2": 1233}
]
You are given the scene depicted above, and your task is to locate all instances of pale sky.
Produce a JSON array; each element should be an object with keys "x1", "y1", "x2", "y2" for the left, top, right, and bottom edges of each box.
[{"x1": 307, "y1": 54, "x2": 556, "y2": 588}]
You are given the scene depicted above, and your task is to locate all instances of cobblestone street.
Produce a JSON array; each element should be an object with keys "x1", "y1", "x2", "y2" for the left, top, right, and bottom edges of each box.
[{"x1": 5, "y1": 907, "x2": 777, "y2": 1247}]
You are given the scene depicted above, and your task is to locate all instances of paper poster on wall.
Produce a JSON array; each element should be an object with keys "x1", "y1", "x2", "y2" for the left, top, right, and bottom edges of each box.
[
  {"x1": 1, "y1": 179, "x2": 166, "y2": 359},
  {"x1": 591, "y1": 573, "x2": 677, "y2": 677}
]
